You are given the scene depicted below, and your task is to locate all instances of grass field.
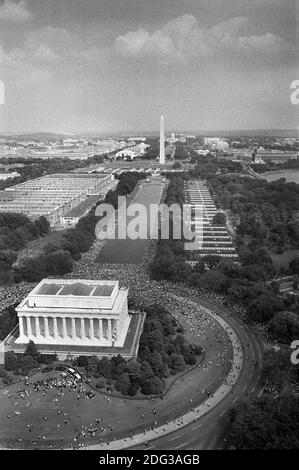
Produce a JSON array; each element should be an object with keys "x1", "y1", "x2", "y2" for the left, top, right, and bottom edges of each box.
[{"x1": 0, "y1": 315, "x2": 232, "y2": 449}]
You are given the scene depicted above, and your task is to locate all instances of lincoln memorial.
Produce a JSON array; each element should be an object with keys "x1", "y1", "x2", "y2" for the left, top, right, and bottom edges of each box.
[{"x1": 1, "y1": 278, "x2": 146, "y2": 360}]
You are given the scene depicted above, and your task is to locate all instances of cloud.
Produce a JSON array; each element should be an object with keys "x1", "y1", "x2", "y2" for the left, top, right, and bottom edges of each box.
[
  {"x1": 0, "y1": 0, "x2": 33, "y2": 22},
  {"x1": 23, "y1": 26, "x2": 112, "y2": 64},
  {"x1": 31, "y1": 45, "x2": 60, "y2": 63},
  {"x1": 0, "y1": 43, "x2": 52, "y2": 88},
  {"x1": 114, "y1": 14, "x2": 291, "y2": 63},
  {"x1": 24, "y1": 26, "x2": 74, "y2": 53}
]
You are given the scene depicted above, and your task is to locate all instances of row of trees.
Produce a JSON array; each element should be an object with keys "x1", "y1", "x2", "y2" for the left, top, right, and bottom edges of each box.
[
  {"x1": 251, "y1": 157, "x2": 299, "y2": 174},
  {"x1": 3, "y1": 341, "x2": 56, "y2": 379}
]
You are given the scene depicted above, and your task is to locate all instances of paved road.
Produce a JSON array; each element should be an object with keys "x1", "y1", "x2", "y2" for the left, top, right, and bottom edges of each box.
[{"x1": 132, "y1": 312, "x2": 263, "y2": 450}]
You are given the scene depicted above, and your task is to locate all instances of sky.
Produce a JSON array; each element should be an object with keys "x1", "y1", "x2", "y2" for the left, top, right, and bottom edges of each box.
[{"x1": 0, "y1": 0, "x2": 297, "y2": 134}]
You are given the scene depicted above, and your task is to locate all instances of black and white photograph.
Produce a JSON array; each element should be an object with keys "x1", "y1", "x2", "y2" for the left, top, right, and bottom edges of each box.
[{"x1": 0, "y1": 0, "x2": 298, "y2": 458}]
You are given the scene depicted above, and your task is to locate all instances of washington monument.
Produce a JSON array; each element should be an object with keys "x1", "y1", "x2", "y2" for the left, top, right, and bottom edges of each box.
[{"x1": 159, "y1": 114, "x2": 165, "y2": 164}]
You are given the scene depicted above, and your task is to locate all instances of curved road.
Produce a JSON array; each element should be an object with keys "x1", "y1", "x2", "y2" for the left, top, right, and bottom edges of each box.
[{"x1": 132, "y1": 311, "x2": 263, "y2": 450}]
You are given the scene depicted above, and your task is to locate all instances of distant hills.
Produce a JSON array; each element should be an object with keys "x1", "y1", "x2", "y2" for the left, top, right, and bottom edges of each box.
[
  {"x1": 0, "y1": 132, "x2": 74, "y2": 141},
  {"x1": 0, "y1": 129, "x2": 298, "y2": 139}
]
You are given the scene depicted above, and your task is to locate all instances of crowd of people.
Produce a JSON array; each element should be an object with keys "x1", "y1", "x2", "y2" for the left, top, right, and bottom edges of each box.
[{"x1": 0, "y1": 213, "x2": 250, "y2": 449}]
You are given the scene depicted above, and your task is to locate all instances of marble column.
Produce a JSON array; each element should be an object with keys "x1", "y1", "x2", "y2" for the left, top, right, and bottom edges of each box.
[
  {"x1": 35, "y1": 317, "x2": 41, "y2": 338},
  {"x1": 114, "y1": 320, "x2": 118, "y2": 341},
  {"x1": 62, "y1": 317, "x2": 68, "y2": 339},
  {"x1": 108, "y1": 319, "x2": 112, "y2": 341},
  {"x1": 53, "y1": 317, "x2": 59, "y2": 339},
  {"x1": 44, "y1": 317, "x2": 50, "y2": 339},
  {"x1": 19, "y1": 316, "x2": 24, "y2": 338},
  {"x1": 71, "y1": 318, "x2": 76, "y2": 339},
  {"x1": 98, "y1": 319, "x2": 103, "y2": 340},
  {"x1": 26, "y1": 316, "x2": 32, "y2": 338},
  {"x1": 81, "y1": 318, "x2": 86, "y2": 339},
  {"x1": 89, "y1": 318, "x2": 95, "y2": 340}
]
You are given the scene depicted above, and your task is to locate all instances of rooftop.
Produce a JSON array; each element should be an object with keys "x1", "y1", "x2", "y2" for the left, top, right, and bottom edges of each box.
[
  {"x1": 36, "y1": 280, "x2": 115, "y2": 298},
  {"x1": 17, "y1": 279, "x2": 124, "y2": 312}
]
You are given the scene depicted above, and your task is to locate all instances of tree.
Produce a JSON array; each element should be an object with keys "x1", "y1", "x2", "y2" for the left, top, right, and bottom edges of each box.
[
  {"x1": 246, "y1": 295, "x2": 283, "y2": 323},
  {"x1": 16, "y1": 255, "x2": 48, "y2": 282},
  {"x1": 19, "y1": 355, "x2": 36, "y2": 370},
  {"x1": 161, "y1": 363, "x2": 170, "y2": 378},
  {"x1": 45, "y1": 250, "x2": 73, "y2": 275},
  {"x1": 97, "y1": 357, "x2": 112, "y2": 379},
  {"x1": 5, "y1": 351, "x2": 18, "y2": 371},
  {"x1": 202, "y1": 255, "x2": 221, "y2": 270},
  {"x1": 127, "y1": 382, "x2": 139, "y2": 396},
  {"x1": 170, "y1": 353, "x2": 186, "y2": 372},
  {"x1": 87, "y1": 356, "x2": 99, "y2": 375},
  {"x1": 227, "y1": 395, "x2": 299, "y2": 449},
  {"x1": 290, "y1": 257, "x2": 299, "y2": 275},
  {"x1": 199, "y1": 270, "x2": 229, "y2": 293},
  {"x1": 212, "y1": 212, "x2": 226, "y2": 226},
  {"x1": 77, "y1": 356, "x2": 89, "y2": 368},
  {"x1": 261, "y1": 349, "x2": 291, "y2": 393},
  {"x1": 140, "y1": 361, "x2": 155, "y2": 379},
  {"x1": 268, "y1": 311, "x2": 299, "y2": 343},
  {"x1": 140, "y1": 376, "x2": 165, "y2": 395},
  {"x1": 149, "y1": 351, "x2": 164, "y2": 376},
  {"x1": 126, "y1": 361, "x2": 142, "y2": 382},
  {"x1": 0, "y1": 305, "x2": 18, "y2": 341},
  {"x1": 24, "y1": 340, "x2": 40, "y2": 360},
  {"x1": 115, "y1": 372, "x2": 131, "y2": 395}
]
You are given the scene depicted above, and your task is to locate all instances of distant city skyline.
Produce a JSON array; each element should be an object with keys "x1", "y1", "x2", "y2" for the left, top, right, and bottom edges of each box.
[{"x1": 0, "y1": 0, "x2": 297, "y2": 134}]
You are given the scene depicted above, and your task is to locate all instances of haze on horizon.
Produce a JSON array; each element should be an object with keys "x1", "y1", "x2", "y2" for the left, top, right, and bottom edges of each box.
[{"x1": 0, "y1": 0, "x2": 297, "y2": 134}]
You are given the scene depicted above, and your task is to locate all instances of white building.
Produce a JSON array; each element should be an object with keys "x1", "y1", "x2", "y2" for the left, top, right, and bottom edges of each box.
[
  {"x1": 114, "y1": 149, "x2": 135, "y2": 159},
  {"x1": 2, "y1": 279, "x2": 146, "y2": 362},
  {"x1": 15, "y1": 279, "x2": 131, "y2": 349},
  {"x1": 204, "y1": 137, "x2": 229, "y2": 151},
  {"x1": 0, "y1": 171, "x2": 20, "y2": 180}
]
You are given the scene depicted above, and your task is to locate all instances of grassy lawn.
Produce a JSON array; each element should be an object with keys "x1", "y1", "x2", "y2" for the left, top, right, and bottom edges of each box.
[{"x1": 0, "y1": 317, "x2": 232, "y2": 449}]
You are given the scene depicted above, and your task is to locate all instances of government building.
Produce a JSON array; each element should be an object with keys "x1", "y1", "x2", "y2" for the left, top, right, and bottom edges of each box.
[{"x1": 1, "y1": 279, "x2": 145, "y2": 361}]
